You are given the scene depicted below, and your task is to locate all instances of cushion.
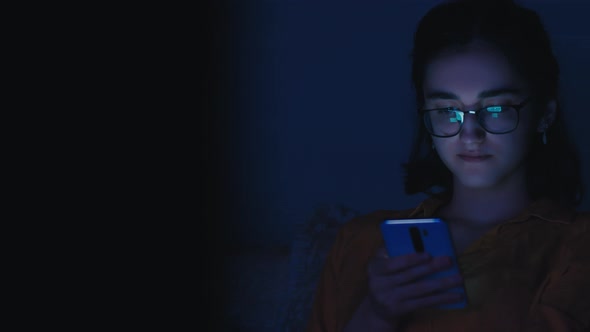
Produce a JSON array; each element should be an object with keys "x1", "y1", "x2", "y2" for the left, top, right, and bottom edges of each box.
[{"x1": 278, "y1": 203, "x2": 359, "y2": 331}]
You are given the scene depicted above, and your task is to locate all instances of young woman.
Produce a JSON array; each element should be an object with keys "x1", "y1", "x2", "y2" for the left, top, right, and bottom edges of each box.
[{"x1": 306, "y1": 1, "x2": 589, "y2": 331}]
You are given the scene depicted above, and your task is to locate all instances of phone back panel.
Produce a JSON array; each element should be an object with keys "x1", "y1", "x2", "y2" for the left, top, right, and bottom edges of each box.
[{"x1": 380, "y1": 218, "x2": 467, "y2": 309}]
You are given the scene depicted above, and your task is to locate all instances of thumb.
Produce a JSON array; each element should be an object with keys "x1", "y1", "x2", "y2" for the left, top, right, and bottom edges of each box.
[{"x1": 375, "y1": 247, "x2": 390, "y2": 259}]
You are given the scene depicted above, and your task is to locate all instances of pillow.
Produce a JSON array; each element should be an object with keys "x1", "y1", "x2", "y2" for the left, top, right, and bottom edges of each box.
[{"x1": 278, "y1": 203, "x2": 359, "y2": 331}]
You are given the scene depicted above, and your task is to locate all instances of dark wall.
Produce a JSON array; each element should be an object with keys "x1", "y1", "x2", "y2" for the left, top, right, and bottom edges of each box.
[{"x1": 225, "y1": 0, "x2": 590, "y2": 249}]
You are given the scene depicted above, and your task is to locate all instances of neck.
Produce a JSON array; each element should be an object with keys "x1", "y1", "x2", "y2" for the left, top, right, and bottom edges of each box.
[{"x1": 441, "y1": 172, "x2": 533, "y2": 228}]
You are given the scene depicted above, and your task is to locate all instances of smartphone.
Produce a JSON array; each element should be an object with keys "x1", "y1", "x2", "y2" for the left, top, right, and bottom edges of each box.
[{"x1": 380, "y1": 218, "x2": 467, "y2": 309}]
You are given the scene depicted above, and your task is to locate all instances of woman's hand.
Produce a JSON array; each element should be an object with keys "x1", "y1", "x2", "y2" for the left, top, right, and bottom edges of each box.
[
  {"x1": 344, "y1": 249, "x2": 464, "y2": 331},
  {"x1": 366, "y1": 248, "x2": 464, "y2": 322}
]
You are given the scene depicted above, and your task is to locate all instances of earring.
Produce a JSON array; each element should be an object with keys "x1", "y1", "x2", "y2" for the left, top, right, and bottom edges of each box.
[{"x1": 542, "y1": 131, "x2": 547, "y2": 145}]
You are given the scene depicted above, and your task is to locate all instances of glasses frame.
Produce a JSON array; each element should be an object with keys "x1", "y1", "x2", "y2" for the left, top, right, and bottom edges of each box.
[{"x1": 418, "y1": 97, "x2": 531, "y2": 138}]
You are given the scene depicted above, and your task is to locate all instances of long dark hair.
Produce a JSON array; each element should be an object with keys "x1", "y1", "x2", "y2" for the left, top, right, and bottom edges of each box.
[{"x1": 403, "y1": 0, "x2": 584, "y2": 207}]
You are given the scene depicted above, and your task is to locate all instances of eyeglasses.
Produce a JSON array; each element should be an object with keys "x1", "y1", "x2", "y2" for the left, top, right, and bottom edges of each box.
[{"x1": 418, "y1": 98, "x2": 531, "y2": 138}]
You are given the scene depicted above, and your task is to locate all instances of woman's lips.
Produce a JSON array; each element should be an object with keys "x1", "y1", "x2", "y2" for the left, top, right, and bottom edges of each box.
[{"x1": 457, "y1": 154, "x2": 492, "y2": 162}]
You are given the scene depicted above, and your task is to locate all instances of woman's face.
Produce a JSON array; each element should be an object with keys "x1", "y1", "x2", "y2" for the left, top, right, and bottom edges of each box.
[{"x1": 423, "y1": 41, "x2": 538, "y2": 190}]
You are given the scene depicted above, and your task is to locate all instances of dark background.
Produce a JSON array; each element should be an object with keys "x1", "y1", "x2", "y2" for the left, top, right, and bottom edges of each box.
[
  {"x1": 219, "y1": 0, "x2": 590, "y2": 250},
  {"x1": 208, "y1": 0, "x2": 590, "y2": 330}
]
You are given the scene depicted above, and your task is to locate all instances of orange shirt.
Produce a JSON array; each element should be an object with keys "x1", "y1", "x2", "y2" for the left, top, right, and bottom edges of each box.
[{"x1": 306, "y1": 197, "x2": 590, "y2": 331}]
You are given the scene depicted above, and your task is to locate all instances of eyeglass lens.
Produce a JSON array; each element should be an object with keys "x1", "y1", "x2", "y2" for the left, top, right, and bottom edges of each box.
[{"x1": 426, "y1": 106, "x2": 518, "y2": 136}]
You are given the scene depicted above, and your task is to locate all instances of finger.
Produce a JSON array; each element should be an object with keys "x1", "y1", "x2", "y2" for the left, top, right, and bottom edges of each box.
[
  {"x1": 385, "y1": 255, "x2": 453, "y2": 285},
  {"x1": 387, "y1": 252, "x2": 433, "y2": 272},
  {"x1": 397, "y1": 274, "x2": 463, "y2": 300},
  {"x1": 402, "y1": 291, "x2": 464, "y2": 312},
  {"x1": 368, "y1": 251, "x2": 431, "y2": 275},
  {"x1": 375, "y1": 247, "x2": 389, "y2": 259}
]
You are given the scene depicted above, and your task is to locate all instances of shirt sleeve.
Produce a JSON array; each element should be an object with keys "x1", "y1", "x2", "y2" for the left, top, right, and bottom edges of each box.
[
  {"x1": 305, "y1": 210, "x2": 396, "y2": 332},
  {"x1": 305, "y1": 226, "x2": 345, "y2": 332},
  {"x1": 524, "y1": 216, "x2": 590, "y2": 331}
]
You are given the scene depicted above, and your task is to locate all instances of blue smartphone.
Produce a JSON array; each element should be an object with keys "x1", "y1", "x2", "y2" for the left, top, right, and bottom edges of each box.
[{"x1": 380, "y1": 218, "x2": 467, "y2": 309}]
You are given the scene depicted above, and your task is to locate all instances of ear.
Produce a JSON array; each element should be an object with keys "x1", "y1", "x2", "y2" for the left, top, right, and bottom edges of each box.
[{"x1": 536, "y1": 99, "x2": 557, "y2": 133}]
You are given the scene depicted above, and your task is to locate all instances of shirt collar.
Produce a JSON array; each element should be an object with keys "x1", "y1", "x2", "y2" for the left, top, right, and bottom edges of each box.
[{"x1": 521, "y1": 198, "x2": 577, "y2": 224}]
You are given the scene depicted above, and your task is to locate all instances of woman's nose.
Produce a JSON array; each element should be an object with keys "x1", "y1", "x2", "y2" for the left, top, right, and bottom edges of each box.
[{"x1": 459, "y1": 113, "x2": 486, "y2": 143}]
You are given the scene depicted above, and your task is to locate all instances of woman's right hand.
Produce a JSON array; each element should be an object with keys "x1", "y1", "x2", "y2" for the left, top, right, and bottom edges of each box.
[{"x1": 365, "y1": 248, "x2": 464, "y2": 324}]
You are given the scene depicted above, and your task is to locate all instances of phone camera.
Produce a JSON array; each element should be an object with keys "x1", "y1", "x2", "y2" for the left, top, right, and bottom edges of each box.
[{"x1": 409, "y1": 226, "x2": 425, "y2": 253}]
